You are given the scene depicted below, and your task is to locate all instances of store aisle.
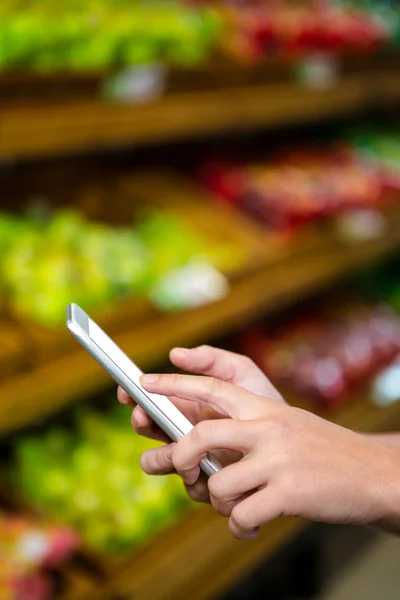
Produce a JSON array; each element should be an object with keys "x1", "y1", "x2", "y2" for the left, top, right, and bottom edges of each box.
[{"x1": 319, "y1": 535, "x2": 400, "y2": 600}]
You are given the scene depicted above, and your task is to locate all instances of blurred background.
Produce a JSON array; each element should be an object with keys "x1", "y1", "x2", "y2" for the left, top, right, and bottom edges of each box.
[{"x1": 1, "y1": 1, "x2": 400, "y2": 599}]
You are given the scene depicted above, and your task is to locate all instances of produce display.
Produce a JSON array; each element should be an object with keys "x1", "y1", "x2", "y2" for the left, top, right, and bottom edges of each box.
[
  {"x1": 1, "y1": 0, "x2": 398, "y2": 73},
  {"x1": 13, "y1": 404, "x2": 191, "y2": 555},
  {"x1": 240, "y1": 304, "x2": 400, "y2": 407},
  {"x1": 0, "y1": 205, "x2": 238, "y2": 326},
  {"x1": 202, "y1": 130, "x2": 400, "y2": 235},
  {"x1": 218, "y1": 0, "x2": 399, "y2": 63},
  {"x1": 0, "y1": 510, "x2": 79, "y2": 600},
  {"x1": 0, "y1": 1, "x2": 222, "y2": 72}
]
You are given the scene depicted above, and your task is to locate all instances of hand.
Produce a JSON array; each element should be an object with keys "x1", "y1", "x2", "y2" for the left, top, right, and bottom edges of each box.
[
  {"x1": 118, "y1": 345, "x2": 284, "y2": 438},
  {"x1": 140, "y1": 373, "x2": 400, "y2": 540},
  {"x1": 118, "y1": 345, "x2": 284, "y2": 502}
]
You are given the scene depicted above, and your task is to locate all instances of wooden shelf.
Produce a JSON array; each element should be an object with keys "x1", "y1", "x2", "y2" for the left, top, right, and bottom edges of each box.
[
  {"x1": 0, "y1": 174, "x2": 399, "y2": 599},
  {"x1": 1, "y1": 65, "x2": 400, "y2": 161},
  {"x1": 0, "y1": 203, "x2": 399, "y2": 436}
]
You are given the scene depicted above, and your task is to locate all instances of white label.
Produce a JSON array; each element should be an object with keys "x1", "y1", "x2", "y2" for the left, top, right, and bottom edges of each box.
[
  {"x1": 335, "y1": 209, "x2": 386, "y2": 243},
  {"x1": 103, "y1": 64, "x2": 167, "y2": 104},
  {"x1": 16, "y1": 531, "x2": 49, "y2": 565},
  {"x1": 296, "y1": 54, "x2": 338, "y2": 89},
  {"x1": 371, "y1": 358, "x2": 400, "y2": 407},
  {"x1": 150, "y1": 257, "x2": 230, "y2": 312}
]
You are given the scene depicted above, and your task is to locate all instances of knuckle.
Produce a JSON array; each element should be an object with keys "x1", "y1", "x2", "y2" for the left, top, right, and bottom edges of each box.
[
  {"x1": 158, "y1": 446, "x2": 173, "y2": 469},
  {"x1": 233, "y1": 352, "x2": 255, "y2": 369},
  {"x1": 241, "y1": 354, "x2": 255, "y2": 368},
  {"x1": 172, "y1": 372, "x2": 181, "y2": 386},
  {"x1": 208, "y1": 376, "x2": 224, "y2": 395},
  {"x1": 230, "y1": 504, "x2": 251, "y2": 532},
  {"x1": 197, "y1": 344, "x2": 212, "y2": 353},
  {"x1": 211, "y1": 497, "x2": 234, "y2": 518},
  {"x1": 207, "y1": 474, "x2": 226, "y2": 501},
  {"x1": 130, "y1": 412, "x2": 141, "y2": 433},
  {"x1": 191, "y1": 420, "x2": 210, "y2": 445},
  {"x1": 186, "y1": 481, "x2": 210, "y2": 504},
  {"x1": 171, "y1": 443, "x2": 184, "y2": 471}
]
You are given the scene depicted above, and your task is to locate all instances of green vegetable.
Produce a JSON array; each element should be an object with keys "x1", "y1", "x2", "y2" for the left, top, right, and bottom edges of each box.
[{"x1": 13, "y1": 403, "x2": 191, "y2": 554}]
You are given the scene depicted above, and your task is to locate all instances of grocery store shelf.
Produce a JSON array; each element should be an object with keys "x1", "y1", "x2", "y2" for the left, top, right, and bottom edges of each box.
[
  {"x1": 99, "y1": 374, "x2": 400, "y2": 600},
  {"x1": 1, "y1": 66, "x2": 400, "y2": 161},
  {"x1": 1, "y1": 205, "x2": 400, "y2": 436}
]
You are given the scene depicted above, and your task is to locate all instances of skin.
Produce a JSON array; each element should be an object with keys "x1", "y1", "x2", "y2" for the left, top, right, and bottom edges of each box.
[{"x1": 118, "y1": 346, "x2": 400, "y2": 540}]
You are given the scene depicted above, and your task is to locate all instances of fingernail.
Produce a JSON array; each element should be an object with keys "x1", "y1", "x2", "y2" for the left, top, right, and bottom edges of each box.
[
  {"x1": 248, "y1": 527, "x2": 260, "y2": 539},
  {"x1": 141, "y1": 374, "x2": 159, "y2": 384}
]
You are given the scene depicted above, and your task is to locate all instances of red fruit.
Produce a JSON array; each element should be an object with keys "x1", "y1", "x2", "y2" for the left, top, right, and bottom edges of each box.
[
  {"x1": 43, "y1": 528, "x2": 80, "y2": 568},
  {"x1": 13, "y1": 573, "x2": 52, "y2": 600}
]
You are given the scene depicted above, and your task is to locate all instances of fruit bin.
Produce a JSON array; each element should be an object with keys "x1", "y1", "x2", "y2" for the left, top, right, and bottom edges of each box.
[
  {"x1": 0, "y1": 169, "x2": 269, "y2": 365},
  {"x1": 1, "y1": 0, "x2": 398, "y2": 81}
]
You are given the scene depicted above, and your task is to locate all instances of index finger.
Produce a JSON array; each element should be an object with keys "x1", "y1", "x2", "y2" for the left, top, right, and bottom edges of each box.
[{"x1": 140, "y1": 374, "x2": 270, "y2": 420}]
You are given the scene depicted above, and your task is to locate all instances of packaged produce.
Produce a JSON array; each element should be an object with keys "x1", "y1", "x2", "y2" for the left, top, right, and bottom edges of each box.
[
  {"x1": 202, "y1": 133, "x2": 400, "y2": 235},
  {"x1": 1, "y1": 0, "x2": 398, "y2": 73},
  {"x1": 240, "y1": 304, "x2": 400, "y2": 407},
  {"x1": 217, "y1": 0, "x2": 398, "y2": 62}
]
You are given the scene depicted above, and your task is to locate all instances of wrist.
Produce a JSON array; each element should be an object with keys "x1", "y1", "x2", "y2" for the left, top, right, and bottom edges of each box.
[{"x1": 370, "y1": 445, "x2": 400, "y2": 531}]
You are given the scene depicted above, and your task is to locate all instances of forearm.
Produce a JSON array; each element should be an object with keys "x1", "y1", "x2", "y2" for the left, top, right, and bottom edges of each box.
[{"x1": 364, "y1": 432, "x2": 400, "y2": 448}]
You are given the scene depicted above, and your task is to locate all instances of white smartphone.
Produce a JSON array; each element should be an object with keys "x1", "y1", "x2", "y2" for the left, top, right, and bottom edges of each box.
[{"x1": 66, "y1": 303, "x2": 222, "y2": 477}]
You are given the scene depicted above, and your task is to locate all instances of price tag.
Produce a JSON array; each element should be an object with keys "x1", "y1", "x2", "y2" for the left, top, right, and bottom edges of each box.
[
  {"x1": 335, "y1": 209, "x2": 387, "y2": 244},
  {"x1": 371, "y1": 358, "x2": 400, "y2": 407},
  {"x1": 102, "y1": 64, "x2": 167, "y2": 104},
  {"x1": 150, "y1": 258, "x2": 230, "y2": 312},
  {"x1": 296, "y1": 53, "x2": 339, "y2": 89}
]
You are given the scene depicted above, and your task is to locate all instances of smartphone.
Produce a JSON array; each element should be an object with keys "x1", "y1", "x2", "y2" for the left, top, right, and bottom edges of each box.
[{"x1": 66, "y1": 303, "x2": 222, "y2": 477}]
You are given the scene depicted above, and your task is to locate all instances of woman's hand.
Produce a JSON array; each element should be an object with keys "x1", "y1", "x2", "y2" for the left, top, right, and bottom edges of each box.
[
  {"x1": 140, "y1": 373, "x2": 400, "y2": 540},
  {"x1": 118, "y1": 345, "x2": 284, "y2": 503}
]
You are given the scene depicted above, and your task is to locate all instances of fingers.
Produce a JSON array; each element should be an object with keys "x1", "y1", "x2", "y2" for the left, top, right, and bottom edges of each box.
[
  {"x1": 119, "y1": 385, "x2": 196, "y2": 442},
  {"x1": 141, "y1": 374, "x2": 270, "y2": 420},
  {"x1": 172, "y1": 420, "x2": 256, "y2": 485},
  {"x1": 140, "y1": 443, "x2": 175, "y2": 475},
  {"x1": 140, "y1": 444, "x2": 210, "y2": 504},
  {"x1": 171, "y1": 346, "x2": 247, "y2": 384},
  {"x1": 170, "y1": 346, "x2": 285, "y2": 404},
  {"x1": 208, "y1": 459, "x2": 267, "y2": 517},
  {"x1": 131, "y1": 407, "x2": 170, "y2": 443},
  {"x1": 185, "y1": 477, "x2": 211, "y2": 504},
  {"x1": 118, "y1": 387, "x2": 167, "y2": 441},
  {"x1": 229, "y1": 487, "x2": 282, "y2": 540},
  {"x1": 118, "y1": 386, "x2": 135, "y2": 406}
]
